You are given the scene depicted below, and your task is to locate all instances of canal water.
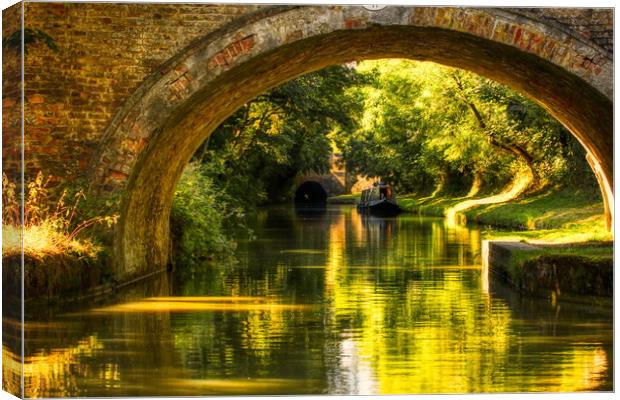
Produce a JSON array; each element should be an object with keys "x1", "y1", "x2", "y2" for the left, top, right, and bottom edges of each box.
[{"x1": 4, "y1": 205, "x2": 613, "y2": 396}]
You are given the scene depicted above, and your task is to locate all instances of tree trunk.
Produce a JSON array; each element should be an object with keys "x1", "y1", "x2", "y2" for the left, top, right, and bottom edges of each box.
[
  {"x1": 451, "y1": 75, "x2": 539, "y2": 190},
  {"x1": 430, "y1": 171, "x2": 446, "y2": 198},
  {"x1": 466, "y1": 170, "x2": 483, "y2": 198}
]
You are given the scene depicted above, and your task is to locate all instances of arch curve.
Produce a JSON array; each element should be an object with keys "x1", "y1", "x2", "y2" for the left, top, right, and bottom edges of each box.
[{"x1": 90, "y1": 6, "x2": 612, "y2": 281}]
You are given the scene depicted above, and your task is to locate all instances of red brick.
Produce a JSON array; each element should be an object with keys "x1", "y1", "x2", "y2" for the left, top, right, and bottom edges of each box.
[
  {"x1": 28, "y1": 95, "x2": 45, "y2": 104},
  {"x1": 110, "y1": 170, "x2": 129, "y2": 181},
  {"x1": 3, "y1": 98, "x2": 17, "y2": 108}
]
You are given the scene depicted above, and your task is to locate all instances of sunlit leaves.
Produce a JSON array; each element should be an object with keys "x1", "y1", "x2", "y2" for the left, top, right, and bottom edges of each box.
[
  {"x1": 193, "y1": 66, "x2": 364, "y2": 206},
  {"x1": 336, "y1": 59, "x2": 596, "y2": 196}
]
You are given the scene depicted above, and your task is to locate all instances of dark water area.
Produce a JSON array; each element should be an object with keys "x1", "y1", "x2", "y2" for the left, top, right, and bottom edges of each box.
[{"x1": 3, "y1": 205, "x2": 613, "y2": 396}]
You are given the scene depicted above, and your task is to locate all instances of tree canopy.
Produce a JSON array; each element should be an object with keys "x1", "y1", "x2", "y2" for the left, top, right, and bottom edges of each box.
[{"x1": 334, "y1": 59, "x2": 597, "y2": 196}]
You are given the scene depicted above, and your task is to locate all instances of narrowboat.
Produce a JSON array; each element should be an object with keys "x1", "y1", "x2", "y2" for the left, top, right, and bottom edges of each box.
[{"x1": 357, "y1": 182, "x2": 401, "y2": 215}]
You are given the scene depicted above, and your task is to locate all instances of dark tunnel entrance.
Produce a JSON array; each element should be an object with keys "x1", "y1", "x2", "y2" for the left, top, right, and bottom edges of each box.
[{"x1": 294, "y1": 181, "x2": 328, "y2": 204}]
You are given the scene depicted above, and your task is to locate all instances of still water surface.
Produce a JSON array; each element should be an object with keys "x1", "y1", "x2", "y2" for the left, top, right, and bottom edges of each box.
[{"x1": 5, "y1": 205, "x2": 613, "y2": 396}]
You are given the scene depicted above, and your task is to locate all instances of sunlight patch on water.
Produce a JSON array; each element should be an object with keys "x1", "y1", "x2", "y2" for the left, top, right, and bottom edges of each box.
[
  {"x1": 422, "y1": 265, "x2": 482, "y2": 270},
  {"x1": 144, "y1": 296, "x2": 265, "y2": 302},
  {"x1": 158, "y1": 378, "x2": 321, "y2": 395},
  {"x1": 88, "y1": 297, "x2": 316, "y2": 313},
  {"x1": 291, "y1": 264, "x2": 482, "y2": 270},
  {"x1": 279, "y1": 249, "x2": 326, "y2": 254}
]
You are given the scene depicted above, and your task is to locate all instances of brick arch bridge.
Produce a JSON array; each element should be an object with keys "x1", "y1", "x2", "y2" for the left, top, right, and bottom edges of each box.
[{"x1": 3, "y1": 4, "x2": 612, "y2": 283}]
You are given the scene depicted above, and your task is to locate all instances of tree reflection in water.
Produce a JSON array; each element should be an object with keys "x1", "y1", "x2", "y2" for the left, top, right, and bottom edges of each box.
[{"x1": 5, "y1": 205, "x2": 612, "y2": 397}]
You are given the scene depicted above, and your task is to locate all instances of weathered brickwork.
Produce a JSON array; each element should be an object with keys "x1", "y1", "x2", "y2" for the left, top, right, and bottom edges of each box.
[
  {"x1": 2, "y1": 3, "x2": 22, "y2": 185},
  {"x1": 1, "y1": 3, "x2": 613, "y2": 282},
  {"x1": 515, "y1": 8, "x2": 613, "y2": 54},
  {"x1": 409, "y1": 7, "x2": 612, "y2": 88},
  {"x1": 16, "y1": 2, "x2": 262, "y2": 184}
]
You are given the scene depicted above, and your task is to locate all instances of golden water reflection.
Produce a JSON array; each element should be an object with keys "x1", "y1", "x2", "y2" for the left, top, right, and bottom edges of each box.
[
  {"x1": 89, "y1": 297, "x2": 315, "y2": 313},
  {"x1": 6, "y1": 205, "x2": 612, "y2": 396}
]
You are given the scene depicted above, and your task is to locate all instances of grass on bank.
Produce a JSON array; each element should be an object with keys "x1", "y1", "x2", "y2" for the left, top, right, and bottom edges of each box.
[
  {"x1": 463, "y1": 189, "x2": 611, "y2": 243},
  {"x1": 483, "y1": 216, "x2": 610, "y2": 243},
  {"x1": 2, "y1": 172, "x2": 112, "y2": 260},
  {"x1": 509, "y1": 244, "x2": 613, "y2": 270},
  {"x1": 329, "y1": 188, "x2": 612, "y2": 243},
  {"x1": 2, "y1": 224, "x2": 100, "y2": 259}
]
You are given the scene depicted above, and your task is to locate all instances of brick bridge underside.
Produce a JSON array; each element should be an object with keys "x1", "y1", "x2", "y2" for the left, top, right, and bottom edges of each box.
[{"x1": 2, "y1": 4, "x2": 613, "y2": 283}]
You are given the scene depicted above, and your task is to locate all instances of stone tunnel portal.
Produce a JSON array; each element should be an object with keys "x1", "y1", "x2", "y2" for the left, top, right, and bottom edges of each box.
[{"x1": 294, "y1": 181, "x2": 328, "y2": 204}]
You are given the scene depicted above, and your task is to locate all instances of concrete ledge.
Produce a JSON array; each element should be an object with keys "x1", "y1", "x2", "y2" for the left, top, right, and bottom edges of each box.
[
  {"x1": 483, "y1": 240, "x2": 539, "y2": 287},
  {"x1": 483, "y1": 240, "x2": 613, "y2": 300},
  {"x1": 521, "y1": 254, "x2": 612, "y2": 297}
]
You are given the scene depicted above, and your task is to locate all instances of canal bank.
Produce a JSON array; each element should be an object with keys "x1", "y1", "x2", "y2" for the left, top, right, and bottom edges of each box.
[
  {"x1": 399, "y1": 189, "x2": 607, "y2": 236},
  {"x1": 2, "y1": 252, "x2": 106, "y2": 300}
]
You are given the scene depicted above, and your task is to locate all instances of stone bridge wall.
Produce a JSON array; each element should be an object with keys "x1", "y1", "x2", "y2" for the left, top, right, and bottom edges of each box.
[
  {"x1": 2, "y1": 4, "x2": 613, "y2": 187},
  {"x1": 2, "y1": 3, "x2": 613, "y2": 282},
  {"x1": 3, "y1": 2, "x2": 265, "y2": 183}
]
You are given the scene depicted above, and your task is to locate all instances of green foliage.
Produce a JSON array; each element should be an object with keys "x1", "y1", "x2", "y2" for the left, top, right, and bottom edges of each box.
[
  {"x1": 335, "y1": 60, "x2": 598, "y2": 196},
  {"x1": 469, "y1": 76, "x2": 596, "y2": 189},
  {"x1": 335, "y1": 61, "x2": 439, "y2": 193},
  {"x1": 170, "y1": 163, "x2": 244, "y2": 264},
  {"x1": 194, "y1": 65, "x2": 365, "y2": 207},
  {"x1": 171, "y1": 66, "x2": 367, "y2": 262}
]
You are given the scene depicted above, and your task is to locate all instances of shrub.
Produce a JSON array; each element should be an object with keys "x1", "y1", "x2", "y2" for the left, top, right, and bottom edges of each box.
[{"x1": 170, "y1": 163, "x2": 242, "y2": 264}]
